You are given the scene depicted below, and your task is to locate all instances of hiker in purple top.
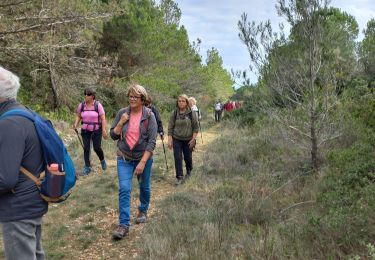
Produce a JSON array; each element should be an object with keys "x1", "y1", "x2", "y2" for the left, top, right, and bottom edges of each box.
[
  {"x1": 73, "y1": 87, "x2": 108, "y2": 176},
  {"x1": 0, "y1": 66, "x2": 48, "y2": 260}
]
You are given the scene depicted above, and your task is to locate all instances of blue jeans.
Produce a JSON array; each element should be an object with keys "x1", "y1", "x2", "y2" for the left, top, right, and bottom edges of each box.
[
  {"x1": 117, "y1": 156, "x2": 153, "y2": 227},
  {"x1": 1, "y1": 217, "x2": 44, "y2": 260},
  {"x1": 173, "y1": 139, "x2": 192, "y2": 179}
]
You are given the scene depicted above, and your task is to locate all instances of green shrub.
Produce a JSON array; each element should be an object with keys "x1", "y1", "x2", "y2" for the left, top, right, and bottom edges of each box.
[{"x1": 315, "y1": 140, "x2": 375, "y2": 251}]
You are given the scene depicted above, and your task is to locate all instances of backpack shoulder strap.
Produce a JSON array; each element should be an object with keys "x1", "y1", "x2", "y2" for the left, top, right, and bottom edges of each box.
[
  {"x1": 94, "y1": 100, "x2": 101, "y2": 123},
  {"x1": 174, "y1": 109, "x2": 178, "y2": 123},
  {"x1": 119, "y1": 107, "x2": 130, "y2": 141},
  {"x1": 94, "y1": 100, "x2": 99, "y2": 113},
  {"x1": 0, "y1": 108, "x2": 34, "y2": 121},
  {"x1": 0, "y1": 109, "x2": 43, "y2": 186},
  {"x1": 80, "y1": 101, "x2": 85, "y2": 113},
  {"x1": 143, "y1": 107, "x2": 152, "y2": 130},
  {"x1": 20, "y1": 167, "x2": 42, "y2": 186},
  {"x1": 80, "y1": 101, "x2": 99, "y2": 113},
  {"x1": 188, "y1": 111, "x2": 193, "y2": 121}
]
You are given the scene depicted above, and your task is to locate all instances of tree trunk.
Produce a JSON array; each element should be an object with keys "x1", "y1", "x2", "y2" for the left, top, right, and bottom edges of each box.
[
  {"x1": 48, "y1": 48, "x2": 59, "y2": 109},
  {"x1": 309, "y1": 26, "x2": 319, "y2": 172},
  {"x1": 310, "y1": 114, "x2": 318, "y2": 171}
]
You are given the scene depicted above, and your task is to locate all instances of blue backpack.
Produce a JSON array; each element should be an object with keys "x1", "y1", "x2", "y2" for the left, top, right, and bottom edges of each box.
[{"x1": 0, "y1": 108, "x2": 76, "y2": 203}]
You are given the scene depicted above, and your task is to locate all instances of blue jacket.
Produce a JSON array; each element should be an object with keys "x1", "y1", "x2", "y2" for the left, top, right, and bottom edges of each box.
[
  {"x1": 110, "y1": 106, "x2": 157, "y2": 160},
  {"x1": 0, "y1": 100, "x2": 48, "y2": 222}
]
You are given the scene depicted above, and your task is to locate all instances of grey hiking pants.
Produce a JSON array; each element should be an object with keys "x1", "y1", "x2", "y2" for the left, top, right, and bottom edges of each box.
[{"x1": 1, "y1": 217, "x2": 44, "y2": 260}]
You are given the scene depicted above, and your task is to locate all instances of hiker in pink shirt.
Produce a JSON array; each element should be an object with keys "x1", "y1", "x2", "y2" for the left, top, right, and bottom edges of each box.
[
  {"x1": 73, "y1": 87, "x2": 107, "y2": 176},
  {"x1": 110, "y1": 84, "x2": 157, "y2": 240}
]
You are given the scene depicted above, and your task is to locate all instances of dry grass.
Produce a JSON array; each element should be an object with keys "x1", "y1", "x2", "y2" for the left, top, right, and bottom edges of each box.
[{"x1": 1, "y1": 117, "x2": 371, "y2": 259}]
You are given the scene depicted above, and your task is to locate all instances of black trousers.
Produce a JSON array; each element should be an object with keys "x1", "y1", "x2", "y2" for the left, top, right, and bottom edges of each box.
[
  {"x1": 81, "y1": 128, "x2": 104, "y2": 167},
  {"x1": 172, "y1": 139, "x2": 192, "y2": 179},
  {"x1": 215, "y1": 110, "x2": 222, "y2": 122}
]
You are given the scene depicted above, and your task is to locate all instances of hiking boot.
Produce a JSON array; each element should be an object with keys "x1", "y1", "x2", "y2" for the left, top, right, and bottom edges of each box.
[
  {"x1": 80, "y1": 166, "x2": 91, "y2": 176},
  {"x1": 186, "y1": 170, "x2": 192, "y2": 178},
  {"x1": 112, "y1": 225, "x2": 129, "y2": 240},
  {"x1": 175, "y1": 178, "x2": 183, "y2": 186},
  {"x1": 101, "y1": 160, "x2": 107, "y2": 171},
  {"x1": 135, "y1": 211, "x2": 147, "y2": 224}
]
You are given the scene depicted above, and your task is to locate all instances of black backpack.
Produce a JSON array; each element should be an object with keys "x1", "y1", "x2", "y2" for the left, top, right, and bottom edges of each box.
[
  {"x1": 173, "y1": 110, "x2": 197, "y2": 151},
  {"x1": 80, "y1": 100, "x2": 101, "y2": 127},
  {"x1": 174, "y1": 109, "x2": 193, "y2": 123}
]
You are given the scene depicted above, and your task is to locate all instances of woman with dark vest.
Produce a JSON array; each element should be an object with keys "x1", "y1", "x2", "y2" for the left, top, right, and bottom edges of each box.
[
  {"x1": 168, "y1": 94, "x2": 199, "y2": 185},
  {"x1": 73, "y1": 87, "x2": 107, "y2": 176}
]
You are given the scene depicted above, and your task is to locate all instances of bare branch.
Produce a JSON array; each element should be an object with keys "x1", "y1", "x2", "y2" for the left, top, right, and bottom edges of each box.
[
  {"x1": 0, "y1": 0, "x2": 33, "y2": 8},
  {"x1": 280, "y1": 200, "x2": 315, "y2": 215},
  {"x1": 0, "y1": 43, "x2": 86, "y2": 50},
  {"x1": 0, "y1": 13, "x2": 114, "y2": 36}
]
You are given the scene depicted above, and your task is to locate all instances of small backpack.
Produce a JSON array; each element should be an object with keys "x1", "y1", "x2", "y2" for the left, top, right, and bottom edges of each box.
[
  {"x1": 0, "y1": 109, "x2": 77, "y2": 203},
  {"x1": 174, "y1": 109, "x2": 193, "y2": 122},
  {"x1": 80, "y1": 100, "x2": 101, "y2": 127}
]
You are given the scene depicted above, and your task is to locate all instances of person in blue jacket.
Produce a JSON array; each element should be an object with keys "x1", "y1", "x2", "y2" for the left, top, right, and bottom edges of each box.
[{"x1": 0, "y1": 66, "x2": 48, "y2": 260}]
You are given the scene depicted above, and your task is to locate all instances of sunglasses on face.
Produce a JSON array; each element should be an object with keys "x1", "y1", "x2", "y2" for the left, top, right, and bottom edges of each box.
[{"x1": 84, "y1": 93, "x2": 93, "y2": 96}]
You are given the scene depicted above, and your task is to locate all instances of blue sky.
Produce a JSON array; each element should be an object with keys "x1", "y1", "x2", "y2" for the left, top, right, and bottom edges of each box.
[{"x1": 172, "y1": 0, "x2": 375, "y2": 85}]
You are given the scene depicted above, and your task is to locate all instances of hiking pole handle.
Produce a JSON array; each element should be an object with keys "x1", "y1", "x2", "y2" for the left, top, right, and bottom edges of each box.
[
  {"x1": 74, "y1": 128, "x2": 84, "y2": 149},
  {"x1": 198, "y1": 120, "x2": 203, "y2": 143}
]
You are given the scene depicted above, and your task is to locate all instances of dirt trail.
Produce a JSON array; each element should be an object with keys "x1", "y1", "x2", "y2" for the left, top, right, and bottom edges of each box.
[{"x1": 74, "y1": 124, "x2": 221, "y2": 259}]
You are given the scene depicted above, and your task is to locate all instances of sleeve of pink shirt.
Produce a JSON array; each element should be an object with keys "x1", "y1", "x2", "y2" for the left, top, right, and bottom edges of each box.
[{"x1": 98, "y1": 102, "x2": 105, "y2": 116}]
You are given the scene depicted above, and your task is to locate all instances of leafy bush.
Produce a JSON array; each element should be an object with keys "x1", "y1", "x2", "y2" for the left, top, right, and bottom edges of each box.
[
  {"x1": 342, "y1": 85, "x2": 375, "y2": 129},
  {"x1": 315, "y1": 139, "x2": 375, "y2": 251}
]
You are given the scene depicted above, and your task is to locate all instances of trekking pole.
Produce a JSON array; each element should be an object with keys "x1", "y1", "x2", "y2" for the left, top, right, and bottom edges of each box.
[
  {"x1": 198, "y1": 120, "x2": 203, "y2": 143},
  {"x1": 73, "y1": 128, "x2": 84, "y2": 149},
  {"x1": 161, "y1": 139, "x2": 169, "y2": 171}
]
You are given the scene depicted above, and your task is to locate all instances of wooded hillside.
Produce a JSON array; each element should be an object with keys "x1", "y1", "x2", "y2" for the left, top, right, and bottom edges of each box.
[{"x1": 0, "y1": 0, "x2": 234, "y2": 116}]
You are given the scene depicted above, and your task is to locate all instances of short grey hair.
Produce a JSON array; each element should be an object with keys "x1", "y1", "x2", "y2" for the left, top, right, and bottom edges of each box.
[{"x1": 0, "y1": 67, "x2": 20, "y2": 100}]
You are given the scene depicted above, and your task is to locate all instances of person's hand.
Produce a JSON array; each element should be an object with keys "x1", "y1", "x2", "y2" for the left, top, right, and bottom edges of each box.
[
  {"x1": 160, "y1": 133, "x2": 164, "y2": 140},
  {"x1": 102, "y1": 129, "x2": 108, "y2": 140},
  {"x1": 135, "y1": 161, "x2": 146, "y2": 176},
  {"x1": 188, "y1": 138, "x2": 196, "y2": 150},
  {"x1": 119, "y1": 112, "x2": 129, "y2": 125},
  {"x1": 168, "y1": 136, "x2": 173, "y2": 149},
  {"x1": 72, "y1": 123, "x2": 77, "y2": 130}
]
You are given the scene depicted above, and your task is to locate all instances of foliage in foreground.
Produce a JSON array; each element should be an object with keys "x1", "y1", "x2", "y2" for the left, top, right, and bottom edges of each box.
[{"x1": 140, "y1": 112, "x2": 375, "y2": 259}]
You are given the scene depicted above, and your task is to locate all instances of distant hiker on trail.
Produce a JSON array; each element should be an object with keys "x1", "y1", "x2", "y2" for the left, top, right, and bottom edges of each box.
[
  {"x1": 235, "y1": 101, "x2": 241, "y2": 109},
  {"x1": 145, "y1": 95, "x2": 164, "y2": 140},
  {"x1": 168, "y1": 94, "x2": 199, "y2": 185},
  {"x1": 189, "y1": 96, "x2": 203, "y2": 143},
  {"x1": 73, "y1": 87, "x2": 107, "y2": 176},
  {"x1": 188, "y1": 96, "x2": 202, "y2": 121},
  {"x1": 0, "y1": 67, "x2": 48, "y2": 260},
  {"x1": 110, "y1": 84, "x2": 157, "y2": 240},
  {"x1": 214, "y1": 101, "x2": 223, "y2": 122},
  {"x1": 224, "y1": 100, "x2": 234, "y2": 113}
]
